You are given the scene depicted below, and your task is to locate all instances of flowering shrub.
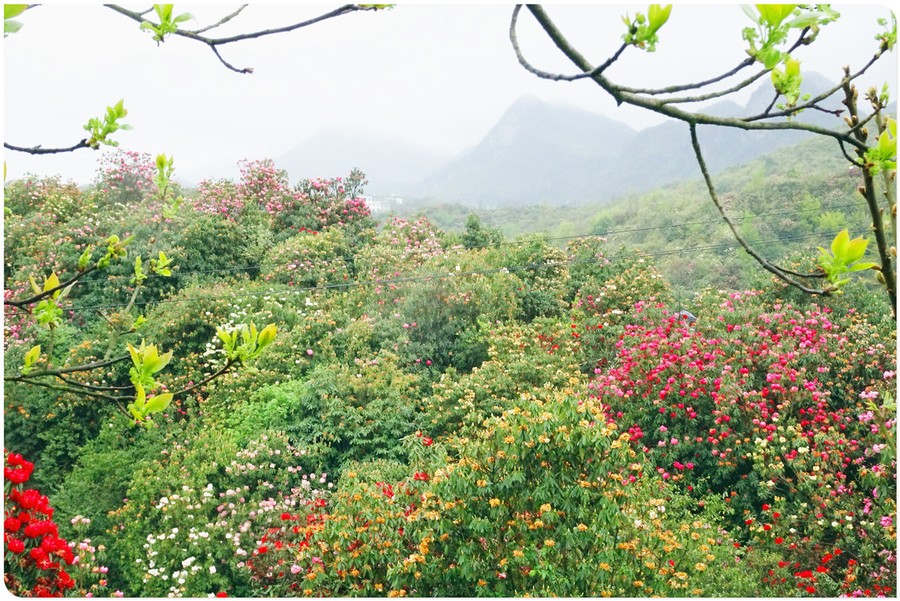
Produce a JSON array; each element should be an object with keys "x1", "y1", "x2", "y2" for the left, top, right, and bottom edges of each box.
[
  {"x1": 91, "y1": 149, "x2": 156, "y2": 207},
  {"x1": 587, "y1": 291, "x2": 896, "y2": 595},
  {"x1": 107, "y1": 429, "x2": 325, "y2": 597},
  {"x1": 3, "y1": 451, "x2": 77, "y2": 597},
  {"x1": 240, "y1": 389, "x2": 758, "y2": 597}
]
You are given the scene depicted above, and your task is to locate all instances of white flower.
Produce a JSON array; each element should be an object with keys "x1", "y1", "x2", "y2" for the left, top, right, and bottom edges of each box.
[{"x1": 209, "y1": 566, "x2": 216, "y2": 574}]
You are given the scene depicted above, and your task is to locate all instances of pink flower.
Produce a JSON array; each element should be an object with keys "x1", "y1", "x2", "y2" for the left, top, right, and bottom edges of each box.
[{"x1": 880, "y1": 516, "x2": 893, "y2": 527}]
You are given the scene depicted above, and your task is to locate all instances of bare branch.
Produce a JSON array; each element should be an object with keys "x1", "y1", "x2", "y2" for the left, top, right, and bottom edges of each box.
[
  {"x1": 509, "y1": 5, "x2": 627, "y2": 82},
  {"x1": 4, "y1": 140, "x2": 92, "y2": 155},
  {"x1": 689, "y1": 123, "x2": 832, "y2": 296},
  {"x1": 104, "y1": 4, "x2": 379, "y2": 74},
  {"x1": 188, "y1": 5, "x2": 249, "y2": 34}
]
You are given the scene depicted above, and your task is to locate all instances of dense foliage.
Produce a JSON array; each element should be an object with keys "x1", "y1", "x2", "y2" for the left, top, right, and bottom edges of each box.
[{"x1": 3, "y1": 149, "x2": 896, "y2": 597}]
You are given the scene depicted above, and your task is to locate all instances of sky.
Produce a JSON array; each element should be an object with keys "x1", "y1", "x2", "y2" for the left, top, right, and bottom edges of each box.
[{"x1": 3, "y1": 2, "x2": 897, "y2": 185}]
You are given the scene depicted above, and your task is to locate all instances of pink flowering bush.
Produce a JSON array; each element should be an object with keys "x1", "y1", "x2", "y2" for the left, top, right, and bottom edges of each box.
[{"x1": 91, "y1": 149, "x2": 156, "y2": 207}]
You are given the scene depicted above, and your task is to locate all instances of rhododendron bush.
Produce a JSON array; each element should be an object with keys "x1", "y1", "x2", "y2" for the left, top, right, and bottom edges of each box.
[{"x1": 3, "y1": 150, "x2": 895, "y2": 597}]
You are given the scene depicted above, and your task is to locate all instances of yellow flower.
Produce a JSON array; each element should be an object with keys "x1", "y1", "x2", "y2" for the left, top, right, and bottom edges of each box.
[
  {"x1": 504, "y1": 435, "x2": 515, "y2": 444},
  {"x1": 599, "y1": 563, "x2": 611, "y2": 571},
  {"x1": 695, "y1": 563, "x2": 707, "y2": 572},
  {"x1": 633, "y1": 580, "x2": 644, "y2": 588},
  {"x1": 544, "y1": 539, "x2": 555, "y2": 547},
  {"x1": 540, "y1": 503, "x2": 552, "y2": 512},
  {"x1": 489, "y1": 498, "x2": 502, "y2": 508},
  {"x1": 577, "y1": 523, "x2": 588, "y2": 532},
  {"x1": 538, "y1": 435, "x2": 550, "y2": 443},
  {"x1": 477, "y1": 579, "x2": 487, "y2": 586},
  {"x1": 476, "y1": 479, "x2": 487, "y2": 487},
  {"x1": 513, "y1": 549, "x2": 524, "y2": 557}
]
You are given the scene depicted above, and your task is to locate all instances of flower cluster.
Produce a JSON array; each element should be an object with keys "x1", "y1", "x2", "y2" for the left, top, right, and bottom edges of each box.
[{"x1": 3, "y1": 451, "x2": 77, "y2": 596}]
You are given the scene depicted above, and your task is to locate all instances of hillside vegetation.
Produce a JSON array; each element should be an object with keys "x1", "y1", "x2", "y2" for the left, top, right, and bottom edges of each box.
[
  {"x1": 3, "y1": 151, "x2": 896, "y2": 597},
  {"x1": 405, "y1": 135, "x2": 885, "y2": 308}
]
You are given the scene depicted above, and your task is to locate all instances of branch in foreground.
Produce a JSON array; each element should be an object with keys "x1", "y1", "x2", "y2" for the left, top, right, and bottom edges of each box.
[
  {"x1": 4, "y1": 140, "x2": 92, "y2": 155},
  {"x1": 104, "y1": 4, "x2": 381, "y2": 74},
  {"x1": 689, "y1": 123, "x2": 831, "y2": 296}
]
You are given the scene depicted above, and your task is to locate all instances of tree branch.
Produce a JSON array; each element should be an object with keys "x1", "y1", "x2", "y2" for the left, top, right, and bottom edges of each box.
[
  {"x1": 4, "y1": 140, "x2": 92, "y2": 155},
  {"x1": 188, "y1": 4, "x2": 249, "y2": 34},
  {"x1": 509, "y1": 5, "x2": 627, "y2": 83},
  {"x1": 689, "y1": 123, "x2": 832, "y2": 296},
  {"x1": 4, "y1": 265, "x2": 99, "y2": 310},
  {"x1": 104, "y1": 4, "x2": 380, "y2": 74},
  {"x1": 521, "y1": 5, "x2": 870, "y2": 150}
]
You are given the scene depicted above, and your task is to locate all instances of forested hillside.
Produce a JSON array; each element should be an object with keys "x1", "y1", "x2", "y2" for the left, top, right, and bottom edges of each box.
[
  {"x1": 408, "y1": 134, "x2": 887, "y2": 307},
  {"x1": 3, "y1": 151, "x2": 896, "y2": 597}
]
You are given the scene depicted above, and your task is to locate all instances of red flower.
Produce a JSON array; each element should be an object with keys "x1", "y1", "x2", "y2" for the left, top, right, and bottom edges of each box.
[
  {"x1": 763, "y1": 524, "x2": 771, "y2": 531},
  {"x1": 762, "y1": 504, "x2": 770, "y2": 510},
  {"x1": 775, "y1": 537, "x2": 783, "y2": 544},
  {"x1": 414, "y1": 472, "x2": 430, "y2": 482},
  {"x1": 4, "y1": 517, "x2": 22, "y2": 533},
  {"x1": 806, "y1": 586, "x2": 816, "y2": 594},
  {"x1": 216, "y1": 593, "x2": 228, "y2": 597},
  {"x1": 816, "y1": 566, "x2": 828, "y2": 573},
  {"x1": 8, "y1": 538, "x2": 24, "y2": 554},
  {"x1": 280, "y1": 512, "x2": 292, "y2": 521},
  {"x1": 257, "y1": 546, "x2": 269, "y2": 554},
  {"x1": 422, "y1": 437, "x2": 433, "y2": 446}
]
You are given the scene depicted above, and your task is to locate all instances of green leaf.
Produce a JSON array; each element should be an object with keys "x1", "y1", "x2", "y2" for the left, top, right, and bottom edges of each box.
[
  {"x1": 647, "y1": 4, "x2": 672, "y2": 32},
  {"x1": 149, "y1": 349, "x2": 172, "y2": 374},
  {"x1": 4, "y1": 5, "x2": 27, "y2": 19},
  {"x1": 847, "y1": 262, "x2": 878, "y2": 272},
  {"x1": 127, "y1": 342, "x2": 141, "y2": 368},
  {"x1": 257, "y1": 323, "x2": 277, "y2": 349},
  {"x1": 77, "y1": 246, "x2": 92, "y2": 270},
  {"x1": 43, "y1": 272, "x2": 60, "y2": 293},
  {"x1": 830, "y1": 229, "x2": 849, "y2": 259},
  {"x1": 143, "y1": 392, "x2": 173, "y2": 415}
]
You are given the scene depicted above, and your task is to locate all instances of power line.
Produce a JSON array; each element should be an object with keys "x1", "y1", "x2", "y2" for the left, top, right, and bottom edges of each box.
[{"x1": 53, "y1": 230, "x2": 840, "y2": 314}]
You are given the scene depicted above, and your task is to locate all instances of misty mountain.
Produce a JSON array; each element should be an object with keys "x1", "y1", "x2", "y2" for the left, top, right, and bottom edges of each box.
[
  {"x1": 274, "y1": 129, "x2": 450, "y2": 194},
  {"x1": 414, "y1": 73, "x2": 847, "y2": 208}
]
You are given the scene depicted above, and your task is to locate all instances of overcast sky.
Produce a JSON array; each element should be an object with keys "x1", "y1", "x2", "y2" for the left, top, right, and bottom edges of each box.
[{"x1": 3, "y1": 2, "x2": 897, "y2": 185}]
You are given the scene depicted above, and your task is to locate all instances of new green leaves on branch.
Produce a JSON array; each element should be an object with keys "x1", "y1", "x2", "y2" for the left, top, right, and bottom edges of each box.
[
  {"x1": 83, "y1": 100, "x2": 132, "y2": 149},
  {"x1": 154, "y1": 154, "x2": 184, "y2": 218},
  {"x1": 4, "y1": 4, "x2": 27, "y2": 37},
  {"x1": 127, "y1": 340, "x2": 173, "y2": 391},
  {"x1": 97, "y1": 234, "x2": 134, "y2": 269},
  {"x1": 770, "y1": 59, "x2": 808, "y2": 109},
  {"x1": 621, "y1": 4, "x2": 672, "y2": 51},
  {"x1": 128, "y1": 383, "x2": 173, "y2": 425},
  {"x1": 864, "y1": 117, "x2": 897, "y2": 176},
  {"x1": 29, "y1": 273, "x2": 71, "y2": 330},
  {"x1": 140, "y1": 5, "x2": 194, "y2": 43},
  {"x1": 817, "y1": 229, "x2": 878, "y2": 289},
  {"x1": 21, "y1": 345, "x2": 41, "y2": 375},
  {"x1": 216, "y1": 323, "x2": 278, "y2": 363},
  {"x1": 742, "y1": 5, "x2": 839, "y2": 69}
]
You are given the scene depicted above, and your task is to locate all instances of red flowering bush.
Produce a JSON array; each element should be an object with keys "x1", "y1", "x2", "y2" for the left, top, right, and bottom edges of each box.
[
  {"x1": 587, "y1": 291, "x2": 896, "y2": 595},
  {"x1": 4, "y1": 451, "x2": 77, "y2": 597}
]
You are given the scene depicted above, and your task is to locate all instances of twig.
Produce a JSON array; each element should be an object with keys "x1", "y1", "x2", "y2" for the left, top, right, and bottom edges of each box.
[
  {"x1": 689, "y1": 123, "x2": 831, "y2": 296},
  {"x1": 4, "y1": 140, "x2": 92, "y2": 155},
  {"x1": 104, "y1": 4, "x2": 377, "y2": 74},
  {"x1": 189, "y1": 5, "x2": 248, "y2": 34}
]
